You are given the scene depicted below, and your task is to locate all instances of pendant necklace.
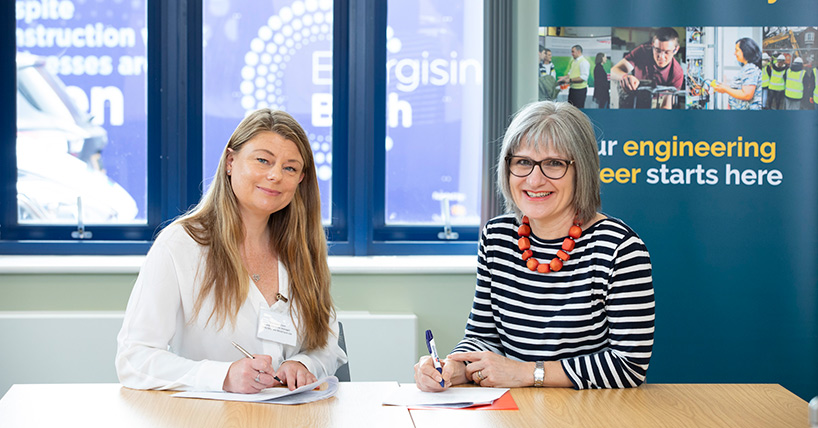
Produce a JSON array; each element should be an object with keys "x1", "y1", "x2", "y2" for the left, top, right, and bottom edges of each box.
[{"x1": 250, "y1": 273, "x2": 288, "y2": 302}]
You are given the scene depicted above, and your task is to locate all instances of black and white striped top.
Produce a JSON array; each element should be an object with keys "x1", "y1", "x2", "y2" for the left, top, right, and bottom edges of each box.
[{"x1": 451, "y1": 214, "x2": 655, "y2": 389}]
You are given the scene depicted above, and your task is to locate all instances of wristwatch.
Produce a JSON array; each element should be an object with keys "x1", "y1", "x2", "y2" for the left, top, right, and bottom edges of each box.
[{"x1": 534, "y1": 361, "x2": 544, "y2": 387}]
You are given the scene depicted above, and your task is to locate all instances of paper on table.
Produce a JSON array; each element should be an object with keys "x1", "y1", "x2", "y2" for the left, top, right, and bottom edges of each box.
[
  {"x1": 382, "y1": 384, "x2": 509, "y2": 409},
  {"x1": 171, "y1": 375, "x2": 339, "y2": 405}
]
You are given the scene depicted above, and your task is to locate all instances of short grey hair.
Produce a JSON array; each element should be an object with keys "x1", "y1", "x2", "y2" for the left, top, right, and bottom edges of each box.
[{"x1": 497, "y1": 101, "x2": 600, "y2": 224}]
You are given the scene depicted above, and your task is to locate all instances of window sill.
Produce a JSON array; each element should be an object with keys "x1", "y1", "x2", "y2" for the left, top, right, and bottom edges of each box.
[{"x1": 0, "y1": 255, "x2": 477, "y2": 275}]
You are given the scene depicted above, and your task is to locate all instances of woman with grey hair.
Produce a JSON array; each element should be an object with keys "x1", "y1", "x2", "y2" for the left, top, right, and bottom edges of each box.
[{"x1": 414, "y1": 101, "x2": 654, "y2": 390}]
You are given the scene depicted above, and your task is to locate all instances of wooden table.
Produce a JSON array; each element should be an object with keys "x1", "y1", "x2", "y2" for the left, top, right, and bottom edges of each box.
[
  {"x1": 410, "y1": 384, "x2": 808, "y2": 428},
  {"x1": 0, "y1": 383, "x2": 808, "y2": 427},
  {"x1": 0, "y1": 382, "x2": 413, "y2": 428}
]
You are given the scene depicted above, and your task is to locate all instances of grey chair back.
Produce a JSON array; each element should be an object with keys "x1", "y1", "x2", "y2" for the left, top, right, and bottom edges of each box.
[{"x1": 335, "y1": 322, "x2": 351, "y2": 381}]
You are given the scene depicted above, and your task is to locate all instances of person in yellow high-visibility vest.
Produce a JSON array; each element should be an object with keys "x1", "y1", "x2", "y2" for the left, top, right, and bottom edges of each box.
[
  {"x1": 767, "y1": 54, "x2": 788, "y2": 110},
  {"x1": 557, "y1": 45, "x2": 590, "y2": 108},
  {"x1": 760, "y1": 52, "x2": 771, "y2": 108},
  {"x1": 784, "y1": 57, "x2": 807, "y2": 110}
]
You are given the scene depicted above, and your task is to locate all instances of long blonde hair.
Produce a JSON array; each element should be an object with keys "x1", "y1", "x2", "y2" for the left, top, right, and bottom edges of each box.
[{"x1": 176, "y1": 108, "x2": 333, "y2": 350}]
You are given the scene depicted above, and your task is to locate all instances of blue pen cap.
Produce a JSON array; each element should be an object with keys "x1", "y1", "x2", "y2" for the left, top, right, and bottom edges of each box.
[{"x1": 425, "y1": 329, "x2": 433, "y2": 353}]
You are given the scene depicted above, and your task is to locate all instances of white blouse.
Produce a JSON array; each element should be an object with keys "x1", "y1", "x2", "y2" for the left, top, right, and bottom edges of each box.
[{"x1": 116, "y1": 223, "x2": 347, "y2": 391}]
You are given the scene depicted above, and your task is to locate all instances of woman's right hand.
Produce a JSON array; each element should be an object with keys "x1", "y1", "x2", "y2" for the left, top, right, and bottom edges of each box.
[
  {"x1": 711, "y1": 81, "x2": 726, "y2": 93},
  {"x1": 413, "y1": 355, "x2": 467, "y2": 392},
  {"x1": 222, "y1": 354, "x2": 276, "y2": 393}
]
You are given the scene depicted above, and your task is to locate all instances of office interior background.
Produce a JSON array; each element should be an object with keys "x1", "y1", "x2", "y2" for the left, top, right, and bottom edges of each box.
[{"x1": 1, "y1": 0, "x2": 816, "y2": 401}]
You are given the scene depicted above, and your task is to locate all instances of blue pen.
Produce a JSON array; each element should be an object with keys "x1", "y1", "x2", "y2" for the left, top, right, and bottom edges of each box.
[{"x1": 425, "y1": 329, "x2": 445, "y2": 387}]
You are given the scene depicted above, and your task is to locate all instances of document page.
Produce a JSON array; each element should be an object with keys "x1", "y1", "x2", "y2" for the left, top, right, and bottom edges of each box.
[
  {"x1": 172, "y1": 375, "x2": 338, "y2": 405},
  {"x1": 382, "y1": 384, "x2": 509, "y2": 408}
]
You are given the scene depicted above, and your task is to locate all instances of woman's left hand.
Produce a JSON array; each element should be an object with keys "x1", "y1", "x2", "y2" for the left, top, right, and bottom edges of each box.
[
  {"x1": 447, "y1": 351, "x2": 534, "y2": 388},
  {"x1": 274, "y1": 360, "x2": 317, "y2": 391},
  {"x1": 711, "y1": 81, "x2": 726, "y2": 93}
]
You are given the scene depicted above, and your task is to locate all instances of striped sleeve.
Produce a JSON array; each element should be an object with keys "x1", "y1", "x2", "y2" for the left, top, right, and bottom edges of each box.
[{"x1": 561, "y1": 234, "x2": 655, "y2": 389}]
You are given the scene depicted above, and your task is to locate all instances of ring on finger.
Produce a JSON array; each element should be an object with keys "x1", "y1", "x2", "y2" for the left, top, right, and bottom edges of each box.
[
  {"x1": 255, "y1": 372, "x2": 261, "y2": 383},
  {"x1": 477, "y1": 370, "x2": 486, "y2": 381}
]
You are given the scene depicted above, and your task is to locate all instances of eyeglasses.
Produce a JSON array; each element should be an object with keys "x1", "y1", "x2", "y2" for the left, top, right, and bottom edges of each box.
[
  {"x1": 652, "y1": 47, "x2": 676, "y2": 57},
  {"x1": 506, "y1": 156, "x2": 574, "y2": 179}
]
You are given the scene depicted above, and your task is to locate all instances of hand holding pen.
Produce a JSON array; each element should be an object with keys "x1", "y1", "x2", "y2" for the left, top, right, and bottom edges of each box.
[
  {"x1": 232, "y1": 341, "x2": 285, "y2": 383},
  {"x1": 425, "y1": 330, "x2": 445, "y2": 388},
  {"x1": 233, "y1": 341, "x2": 318, "y2": 391},
  {"x1": 222, "y1": 341, "x2": 281, "y2": 394},
  {"x1": 414, "y1": 329, "x2": 468, "y2": 391}
]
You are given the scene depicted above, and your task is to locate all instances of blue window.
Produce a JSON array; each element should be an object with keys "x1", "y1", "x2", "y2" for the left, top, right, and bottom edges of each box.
[{"x1": 1, "y1": 0, "x2": 483, "y2": 256}]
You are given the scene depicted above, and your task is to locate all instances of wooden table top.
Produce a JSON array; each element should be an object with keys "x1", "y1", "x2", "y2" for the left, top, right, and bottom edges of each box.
[
  {"x1": 0, "y1": 382, "x2": 808, "y2": 428},
  {"x1": 0, "y1": 382, "x2": 413, "y2": 428},
  {"x1": 410, "y1": 383, "x2": 809, "y2": 428}
]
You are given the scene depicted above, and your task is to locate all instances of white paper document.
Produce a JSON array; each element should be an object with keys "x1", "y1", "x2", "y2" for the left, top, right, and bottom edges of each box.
[
  {"x1": 382, "y1": 384, "x2": 509, "y2": 408},
  {"x1": 171, "y1": 375, "x2": 339, "y2": 405}
]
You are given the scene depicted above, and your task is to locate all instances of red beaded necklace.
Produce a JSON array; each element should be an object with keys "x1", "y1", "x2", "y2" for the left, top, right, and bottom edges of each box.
[{"x1": 517, "y1": 215, "x2": 582, "y2": 273}]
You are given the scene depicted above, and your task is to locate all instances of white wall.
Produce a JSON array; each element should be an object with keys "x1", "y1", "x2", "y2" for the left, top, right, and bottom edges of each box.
[{"x1": 0, "y1": 311, "x2": 416, "y2": 397}]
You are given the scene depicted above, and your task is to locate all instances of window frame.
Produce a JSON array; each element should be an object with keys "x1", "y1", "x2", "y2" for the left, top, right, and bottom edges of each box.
[
  {"x1": 1, "y1": 0, "x2": 202, "y2": 255},
  {"x1": 336, "y1": 0, "x2": 480, "y2": 256},
  {"x1": 0, "y1": 0, "x2": 480, "y2": 256}
]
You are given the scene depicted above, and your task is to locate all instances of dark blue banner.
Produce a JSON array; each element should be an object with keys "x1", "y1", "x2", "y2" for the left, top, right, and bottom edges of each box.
[{"x1": 540, "y1": 0, "x2": 818, "y2": 400}]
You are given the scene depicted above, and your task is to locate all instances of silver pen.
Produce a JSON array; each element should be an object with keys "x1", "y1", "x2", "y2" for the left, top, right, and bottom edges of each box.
[{"x1": 231, "y1": 341, "x2": 285, "y2": 384}]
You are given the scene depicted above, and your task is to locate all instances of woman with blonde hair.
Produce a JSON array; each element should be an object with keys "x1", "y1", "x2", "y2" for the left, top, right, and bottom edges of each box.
[{"x1": 117, "y1": 108, "x2": 346, "y2": 393}]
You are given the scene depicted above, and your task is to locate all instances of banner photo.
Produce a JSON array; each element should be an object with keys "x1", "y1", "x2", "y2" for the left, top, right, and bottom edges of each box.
[{"x1": 539, "y1": 0, "x2": 818, "y2": 400}]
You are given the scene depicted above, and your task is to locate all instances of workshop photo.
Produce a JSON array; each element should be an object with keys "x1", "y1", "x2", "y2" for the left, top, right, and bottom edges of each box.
[{"x1": 610, "y1": 27, "x2": 687, "y2": 109}]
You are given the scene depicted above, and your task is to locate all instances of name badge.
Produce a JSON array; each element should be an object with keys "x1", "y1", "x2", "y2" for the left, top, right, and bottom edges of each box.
[{"x1": 257, "y1": 306, "x2": 297, "y2": 346}]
